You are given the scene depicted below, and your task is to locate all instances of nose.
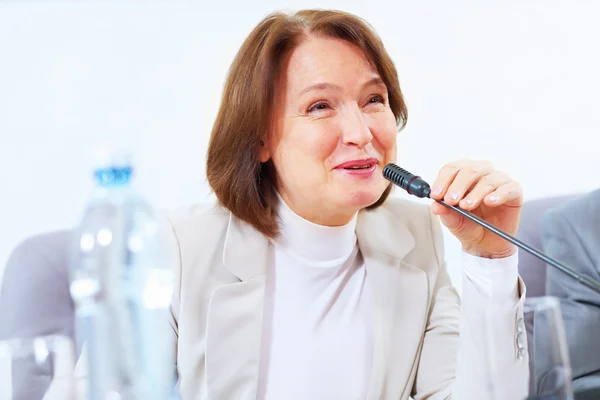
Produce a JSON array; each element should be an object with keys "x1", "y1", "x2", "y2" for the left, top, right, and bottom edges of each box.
[{"x1": 341, "y1": 106, "x2": 373, "y2": 148}]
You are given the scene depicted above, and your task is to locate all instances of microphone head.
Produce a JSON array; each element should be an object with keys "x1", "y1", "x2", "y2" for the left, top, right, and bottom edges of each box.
[{"x1": 383, "y1": 163, "x2": 432, "y2": 198}]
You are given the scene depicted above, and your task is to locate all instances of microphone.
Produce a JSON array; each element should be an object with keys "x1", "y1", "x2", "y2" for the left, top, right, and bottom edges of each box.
[{"x1": 383, "y1": 163, "x2": 600, "y2": 295}]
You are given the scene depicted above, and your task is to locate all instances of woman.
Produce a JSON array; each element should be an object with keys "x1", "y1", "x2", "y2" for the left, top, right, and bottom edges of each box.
[{"x1": 167, "y1": 9, "x2": 529, "y2": 400}]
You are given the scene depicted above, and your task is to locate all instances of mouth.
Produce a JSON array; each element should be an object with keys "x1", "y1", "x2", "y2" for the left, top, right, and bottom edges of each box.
[
  {"x1": 334, "y1": 158, "x2": 379, "y2": 178},
  {"x1": 335, "y1": 158, "x2": 379, "y2": 170},
  {"x1": 344, "y1": 164, "x2": 374, "y2": 170}
]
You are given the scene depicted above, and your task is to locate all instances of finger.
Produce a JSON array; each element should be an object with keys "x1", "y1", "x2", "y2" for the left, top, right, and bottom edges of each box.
[
  {"x1": 430, "y1": 160, "x2": 469, "y2": 200},
  {"x1": 430, "y1": 201, "x2": 452, "y2": 216},
  {"x1": 443, "y1": 161, "x2": 494, "y2": 206},
  {"x1": 482, "y1": 181, "x2": 523, "y2": 207},
  {"x1": 431, "y1": 201, "x2": 478, "y2": 233},
  {"x1": 458, "y1": 171, "x2": 511, "y2": 210}
]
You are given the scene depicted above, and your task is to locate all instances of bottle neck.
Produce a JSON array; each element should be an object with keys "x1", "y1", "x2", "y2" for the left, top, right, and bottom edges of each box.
[{"x1": 94, "y1": 167, "x2": 133, "y2": 188}]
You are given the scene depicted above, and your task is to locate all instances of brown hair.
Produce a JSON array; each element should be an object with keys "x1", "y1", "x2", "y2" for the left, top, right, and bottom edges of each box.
[{"x1": 206, "y1": 9, "x2": 407, "y2": 237}]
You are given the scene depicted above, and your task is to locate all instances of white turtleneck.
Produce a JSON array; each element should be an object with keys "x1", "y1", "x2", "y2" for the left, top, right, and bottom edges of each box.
[
  {"x1": 257, "y1": 197, "x2": 519, "y2": 400},
  {"x1": 257, "y1": 197, "x2": 372, "y2": 400}
]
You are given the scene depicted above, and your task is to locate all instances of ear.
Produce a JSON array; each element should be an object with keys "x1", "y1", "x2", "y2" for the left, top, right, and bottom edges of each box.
[{"x1": 259, "y1": 139, "x2": 270, "y2": 163}]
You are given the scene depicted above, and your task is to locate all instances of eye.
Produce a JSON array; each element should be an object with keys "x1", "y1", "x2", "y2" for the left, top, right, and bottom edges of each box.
[
  {"x1": 367, "y1": 95, "x2": 385, "y2": 105},
  {"x1": 307, "y1": 101, "x2": 331, "y2": 114}
]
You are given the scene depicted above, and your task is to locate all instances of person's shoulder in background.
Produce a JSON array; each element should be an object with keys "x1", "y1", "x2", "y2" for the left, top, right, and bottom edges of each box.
[
  {"x1": 541, "y1": 188, "x2": 600, "y2": 389},
  {"x1": 543, "y1": 188, "x2": 600, "y2": 235},
  {"x1": 542, "y1": 187, "x2": 600, "y2": 293},
  {"x1": 542, "y1": 188, "x2": 600, "y2": 277}
]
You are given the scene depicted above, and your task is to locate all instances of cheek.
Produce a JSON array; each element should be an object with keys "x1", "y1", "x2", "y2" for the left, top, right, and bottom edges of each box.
[
  {"x1": 291, "y1": 122, "x2": 339, "y2": 164},
  {"x1": 273, "y1": 123, "x2": 337, "y2": 179},
  {"x1": 371, "y1": 112, "x2": 397, "y2": 157}
]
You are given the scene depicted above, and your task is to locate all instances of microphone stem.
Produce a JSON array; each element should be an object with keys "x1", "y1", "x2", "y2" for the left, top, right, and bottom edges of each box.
[{"x1": 434, "y1": 199, "x2": 600, "y2": 295}]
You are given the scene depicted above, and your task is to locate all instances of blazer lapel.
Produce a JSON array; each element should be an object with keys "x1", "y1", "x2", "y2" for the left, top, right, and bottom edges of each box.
[
  {"x1": 357, "y1": 206, "x2": 430, "y2": 400},
  {"x1": 205, "y1": 213, "x2": 269, "y2": 399}
]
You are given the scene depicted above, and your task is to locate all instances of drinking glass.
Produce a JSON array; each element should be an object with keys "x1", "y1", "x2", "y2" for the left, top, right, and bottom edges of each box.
[
  {"x1": 483, "y1": 296, "x2": 574, "y2": 400},
  {"x1": 524, "y1": 296, "x2": 574, "y2": 399},
  {"x1": 0, "y1": 335, "x2": 76, "y2": 400}
]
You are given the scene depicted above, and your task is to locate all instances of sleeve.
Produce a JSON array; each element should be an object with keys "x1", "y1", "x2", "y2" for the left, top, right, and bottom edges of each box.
[
  {"x1": 411, "y1": 212, "x2": 529, "y2": 399},
  {"x1": 462, "y1": 251, "x2": 519, "y2": 308},
  {"x1": 542, "y1": 209, "x2": 600, "y2": 382},
  {"x1": 452, "y1": 251, "x2": 529, "y2": 399}
]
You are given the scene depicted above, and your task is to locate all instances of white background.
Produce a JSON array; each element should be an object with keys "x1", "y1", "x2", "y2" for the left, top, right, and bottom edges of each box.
[{"x1": 1, "y1": 0, "x2": 599, "y2": 293}]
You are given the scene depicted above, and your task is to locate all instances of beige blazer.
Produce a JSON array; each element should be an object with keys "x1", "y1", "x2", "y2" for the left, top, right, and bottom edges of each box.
[{"x1": 166, "y1": 197, "x2": 529, "y2": 400}]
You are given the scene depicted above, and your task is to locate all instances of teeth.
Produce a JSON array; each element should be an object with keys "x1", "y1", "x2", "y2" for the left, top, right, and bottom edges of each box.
[{"x1": 348, "y1": 164, "x2": 371, "y2": 169}]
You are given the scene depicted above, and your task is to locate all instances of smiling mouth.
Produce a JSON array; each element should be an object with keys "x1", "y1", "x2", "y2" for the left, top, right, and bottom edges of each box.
[
  {"x1": 336, "y1": 158, "x2": 379, "y2": 170},
  {"x1": 344, "y1": 164, "x2": 374, "y2": 170}
]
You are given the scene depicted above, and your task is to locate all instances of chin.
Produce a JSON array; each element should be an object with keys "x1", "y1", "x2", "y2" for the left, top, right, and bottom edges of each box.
[{"x1": 344, "y1": 189, "x2": 385, "y2": 210}]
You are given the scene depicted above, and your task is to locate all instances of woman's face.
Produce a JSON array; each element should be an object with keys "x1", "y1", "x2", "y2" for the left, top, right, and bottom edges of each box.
[{"x1": 261, "y1": 36, "x2": 397, "y2": 226}]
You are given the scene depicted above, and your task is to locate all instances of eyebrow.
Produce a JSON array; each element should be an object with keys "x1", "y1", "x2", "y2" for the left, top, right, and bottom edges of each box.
[{"x1": 298, "y1": 77, "x2": 387, "y2": 97}]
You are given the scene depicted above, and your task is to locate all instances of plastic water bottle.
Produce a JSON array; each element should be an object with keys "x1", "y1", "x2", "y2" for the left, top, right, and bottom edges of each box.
[{"x1": 69, "y1": 152, "x2": 176, "y2": 399}]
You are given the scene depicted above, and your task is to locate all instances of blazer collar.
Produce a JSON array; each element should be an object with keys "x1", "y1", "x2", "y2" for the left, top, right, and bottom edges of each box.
[
  {"x1": 222, "y1": 202, "x2": 417, "y2": 281},
  {"x1": 356, "y1": 203, "x2": 416, "y2": 261},
  {"x1": 222, "y1": 212, "x2": 270, "y2": 281}
]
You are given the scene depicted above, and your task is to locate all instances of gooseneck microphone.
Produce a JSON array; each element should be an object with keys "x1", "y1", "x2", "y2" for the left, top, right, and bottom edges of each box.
[{"x1": 383, "y1": 163, "x2": 600, "y2": 295}]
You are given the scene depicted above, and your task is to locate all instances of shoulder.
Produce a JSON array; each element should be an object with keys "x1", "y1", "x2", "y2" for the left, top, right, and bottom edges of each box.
[
  {"x1": 162, "y1": 201, "x2": 236, "y2": 304},
  {"x1": 166, "y1": 201, "x2": 230, "y2": 232},
  {"x1": 543, "y1": 189, "x2": 600, "y2": 230},
  {"x1": 164, "y1": 201, "x2": 230, "y2": 254}
]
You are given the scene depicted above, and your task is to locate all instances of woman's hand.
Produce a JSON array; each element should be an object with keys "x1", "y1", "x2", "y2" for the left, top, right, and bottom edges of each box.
[{"x1": 430, "y1": 160, "x2": 523, "y2": 259}]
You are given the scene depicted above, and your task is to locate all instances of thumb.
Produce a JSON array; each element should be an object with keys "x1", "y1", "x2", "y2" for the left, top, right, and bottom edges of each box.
[{"x1": 430, "y1": 202, "x2": 464, "y2": 232}]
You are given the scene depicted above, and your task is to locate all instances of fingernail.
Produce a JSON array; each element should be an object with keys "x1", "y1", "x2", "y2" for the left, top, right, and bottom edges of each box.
[
  {"x1": 489, "y1": 195, "x2": 498, "y2": 203},
  {"x1": 464, "y1": 198, "x2": 474, "y2": 205},
  {"x1": 450, "y1": 192, "x2": 459, "y2": 200},
  {"x1": 432, "y1": 187, "x2": 442, "y2": 196}
]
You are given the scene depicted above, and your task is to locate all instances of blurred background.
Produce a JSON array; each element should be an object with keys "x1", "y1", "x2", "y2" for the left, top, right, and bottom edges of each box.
[{"x1": 1, "y1": 0, "x2": 599, "y2": 293}]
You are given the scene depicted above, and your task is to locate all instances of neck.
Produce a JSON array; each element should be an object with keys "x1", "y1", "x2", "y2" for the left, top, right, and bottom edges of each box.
[
  {"x1": 278, "y1": 192, "x2": 356, "y2": 227},
  {"x1": 275, "y1": 192, "x2": 358, "y2": 264}
]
